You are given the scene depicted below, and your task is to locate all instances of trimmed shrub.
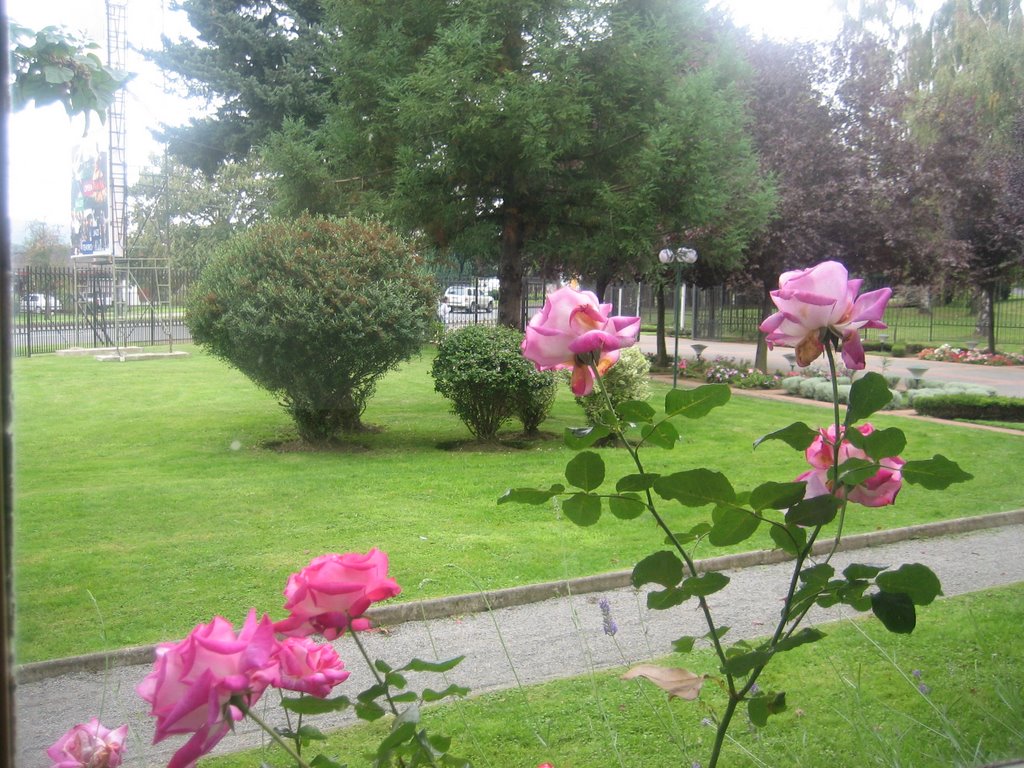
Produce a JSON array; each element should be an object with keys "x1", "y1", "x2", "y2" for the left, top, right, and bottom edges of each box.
[
  {"x1": 187, "y1": 214, "x2": 436, "y2": 444},
  {"x1": 912, "y1": 394, "x2": 1024, "y2": 422},
  {"x1": 781, "y1": 376, "x2": 804, "y2": 395},
  {"x1": 432, "y1": 325, "x2": 554, "y2": 440},
  {"x1": 575, "y1": 345, "x2": 651, "y2": 427}
]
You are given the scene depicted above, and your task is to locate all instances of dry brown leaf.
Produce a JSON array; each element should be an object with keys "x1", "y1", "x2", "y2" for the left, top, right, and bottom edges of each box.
[{"x1": 620, "y1": 664, "x2": 706, "y2": 701}]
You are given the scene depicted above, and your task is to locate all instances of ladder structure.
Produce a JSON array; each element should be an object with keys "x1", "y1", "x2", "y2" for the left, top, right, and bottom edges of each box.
[{"x1": 106, "y1": 0, "x2": 176, "y2": 352}]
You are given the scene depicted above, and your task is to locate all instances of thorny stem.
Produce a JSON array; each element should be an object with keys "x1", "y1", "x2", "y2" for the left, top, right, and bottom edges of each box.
[
  {"x1": 590, "y1": 366, "x2": 734, "y2": 696},
  {"x1": 232, "y1": 695, "x2": 311, "y2": 768},
  {"x1": 350, "y1": 630, "x2": 412, "y2": 768}
]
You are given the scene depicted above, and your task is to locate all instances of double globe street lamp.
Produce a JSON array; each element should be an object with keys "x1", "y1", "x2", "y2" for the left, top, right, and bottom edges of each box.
[{"x1": 658, "y1": 247, "x2": 698, "y2": 388}]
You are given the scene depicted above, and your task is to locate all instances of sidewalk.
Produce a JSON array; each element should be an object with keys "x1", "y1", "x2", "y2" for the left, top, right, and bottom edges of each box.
[
  {"x1": 637, "y1": 335, "x2": 1024, "y2": 398},
  {"x1": 15, "y1": 511, "x2": 1024, "y2": 767}
]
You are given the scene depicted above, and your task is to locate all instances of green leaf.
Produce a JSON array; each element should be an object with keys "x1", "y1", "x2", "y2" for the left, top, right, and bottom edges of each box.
[
  {"x1": 310, "y1": 755, "x2": 346, "y2": 768},
  {"x1": 800, "y1": 563, "x2": 835, "y2": 586},
  {"x1": 846, "y1": 372, "x2": 893, "y2": 425},
  {"x1": 706, "y1": 626, "x2": 730, "y2": 642},
  {"x1": 843, "y1": 563, "x2": 886, "y2": 580},
  {"x1": 665, "y1": 384, "x2": 731, "y2": 418},
  {"x1": 753, "y1": 421, "x2": 818, "y2": 451},
  {"x1": 565, "y1": 451, "x2": 605, "y2": 491},
  {"x1": 871, "y1": 590, "x2": 917, "y2": 633},
  {"x1": 616, "y1": 473, "x2": 660, "y2": 492},
  {"x1": 683, "y1": 571, "x2": 730, "y2": 596},
  {"x1": 498, "y1": 484, "x2": 564, "y2": 505},
  {"x1": 748, "y1": 691, "x2": 786, "y2": 727},
  {"x1": 902, "y1": 455, "x2": 974, "y2": 489},
  {"x1": 672, "y1": 636, "x2": 696, "y2": 653},
  {"x1": 390, "y1": 691, "x2": 417, "y2": 703},
  {"x1": 400, "y1": 656, "x2": 465, "y2": 673},
  {"x1": 775, "y1": 627, "x2": 825, "y2": 653},
  {"x1": 845, "y1": 426, "x2": 906, "y2": 460},
  {"x1": 564, "y1": 425, "x2": 611, "y2": 449},
  {"x1": 709, "y1": 505, "x2": 760, "y2": 546},
  {"x1": 654, "y1": 469, "x2": 736, "y2": 507},
  {"x1": 376, "y1": 721, "x2": 417, "y2": 755},
  {"x1": 617, "y1": 399, "x2": 656, "y2": 422},
  {"x1": 876, "y1": 563, "x2": 943, "y2": 606},
  {"x1": 722, "y1": 649, "x2": 771, "y2": 677},
  {"x1": 632, "y1": 550, "x2": 684, "y2": 589},
  {"x1": 786, "y1": 494, "x2": 841, "y2": 527},
  {"x1": 836, "y1": 457, "x2": 880, "y2": 487},
  {"x1": 641, "y1": 420, "x2": 680, "y2": 449},
  {"x1": 296, "y1": 724, "x2": 328, "y2": 743},
  {"x1": 750, "y1": 481, "x2": 807, "y2": 511},
  {"x1": 562, "y1": 493, "x2": 602, "y2": 526},
  {"x1": 281, "y1": 695, "x2": 351, "y2": 715},
  {"x1": 769, "y1": 523, "x2": 807, "y2": 556},
  {"x1": 609, "y1": 493, "x2": 647, "y2": 520},
  {"x1": 422, "y1": 684, "x2": 470, "y2": 701},
  {"x1": 647, "y1": 586, "x2": 692, "y2": 610}
]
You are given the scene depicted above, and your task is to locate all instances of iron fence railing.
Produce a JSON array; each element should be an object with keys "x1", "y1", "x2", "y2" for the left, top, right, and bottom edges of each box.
[
  {"x1": 14, "y1": 266, "x2": 1024, "y2": 357},
  {"x1": 12, "y1": 266, "x2": 195, "y2": 357}
]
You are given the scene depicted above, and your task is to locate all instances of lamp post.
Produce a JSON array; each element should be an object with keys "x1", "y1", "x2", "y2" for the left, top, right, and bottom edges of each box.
[{"x1": 659, "y1": 247, "x2": 698, "y2": 388}]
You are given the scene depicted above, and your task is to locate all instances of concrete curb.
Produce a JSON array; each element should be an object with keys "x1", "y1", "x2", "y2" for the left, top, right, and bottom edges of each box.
[{"x1": 15, "y1": 508, "x2": 1023, "y2": 685}]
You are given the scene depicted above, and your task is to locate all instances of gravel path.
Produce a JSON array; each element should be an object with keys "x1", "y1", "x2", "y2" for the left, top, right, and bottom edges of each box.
[{"x1": 15, "y1": 518, "x2": 1024, "y2": 767}]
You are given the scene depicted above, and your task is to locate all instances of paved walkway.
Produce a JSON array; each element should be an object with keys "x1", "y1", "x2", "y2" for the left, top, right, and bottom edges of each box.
[
  {"x1": 637, "y1": 336, "x2": 1024, "y2": 397},
  {"x1": 14, "y1": 512, "x2": 1024, "y2": 767}
]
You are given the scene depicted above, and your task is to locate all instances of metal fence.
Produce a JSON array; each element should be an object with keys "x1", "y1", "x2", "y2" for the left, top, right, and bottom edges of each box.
[
  {"x1": 12, "y1": 266, "x2": 195, "y2": 357},
  {"x1": 15, "y1": 267, "x2": 1024, "y2": 357}
]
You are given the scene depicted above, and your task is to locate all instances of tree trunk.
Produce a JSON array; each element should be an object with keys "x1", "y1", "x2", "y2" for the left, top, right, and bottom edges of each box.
[
  {"x1": 498, "y1": 205, "x2": 525, "y2": 329},
  {"x1": 655, "y1": 283, "x2": 669, "y2": 367}
]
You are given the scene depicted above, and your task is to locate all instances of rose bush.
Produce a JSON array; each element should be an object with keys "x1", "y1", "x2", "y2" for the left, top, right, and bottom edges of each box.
[
  {"x1": 47, "y1": 719, "x2": 128, "y2": 768},
  {"x1": 509, "y1": 273, "x2": 970, "y2": 768},
  {"x1": 521, "y1": 286, "x2": 641, "y2": 395},
  {"x1": 759, "y1": 260, "x2": 891, "y2": 369},
  {"x1": 55, "y1": 549, "x2": 467, "y2": 768}
]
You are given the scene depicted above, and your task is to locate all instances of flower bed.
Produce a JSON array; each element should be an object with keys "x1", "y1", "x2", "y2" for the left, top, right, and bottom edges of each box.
[{"x1": 918, "y1": 344, "x2": 1024, "y2": 365}]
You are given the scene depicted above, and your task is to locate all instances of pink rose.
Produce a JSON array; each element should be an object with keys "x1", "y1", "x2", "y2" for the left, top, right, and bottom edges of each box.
[
  {"x1": 797, "y1": 423, "x2": 904, "y2": 507},
  {"x1": 255, "y1": 636, "x2": 350, "y2": 698},
  {"x1": 46, "y1": 719, "x2": 128, "y2": 768},
  {"x1": 136, "y1": 610, "x2": 277, "y2": 768},
  {"x1": 759, "y1": 261, "x2": 891, "y2": 369},
  {"x1": 274, "y1": 549, "x2": 402, "y2": 640},
  {"x1": 521, "y1": 286, "x2": 641, "y2": 396}
]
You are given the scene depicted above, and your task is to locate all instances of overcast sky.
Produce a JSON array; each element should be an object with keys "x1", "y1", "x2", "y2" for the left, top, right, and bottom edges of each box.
[{"x1": 6, "y1": 0, "x2": 945, "y2": 235}]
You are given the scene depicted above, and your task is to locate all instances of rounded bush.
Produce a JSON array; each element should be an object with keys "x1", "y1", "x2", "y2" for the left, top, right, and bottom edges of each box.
[
  {"x1": 187, "y1": 214, "x2": 436, "y2": 443},
  {"x1": 431, "y1": 325, "x2": 555, "y2": 440},
  {"x1": 781, "y1": 376, "x2": 803, "y2": 395},
  {"x1": 575, "y1": 346, "x2": 651, "y2": 427},
  {"x1": 798, "y1": 377, "x2": 825, "y2": 398}
]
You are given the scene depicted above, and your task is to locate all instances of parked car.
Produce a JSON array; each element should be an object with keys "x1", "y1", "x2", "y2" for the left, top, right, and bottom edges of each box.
[
  {"x1": 20, "y1": 293, "x2": 61, "y2": 314},
  {"x1": 443, "y1": 285, "x2": 495, "y2": 313}
]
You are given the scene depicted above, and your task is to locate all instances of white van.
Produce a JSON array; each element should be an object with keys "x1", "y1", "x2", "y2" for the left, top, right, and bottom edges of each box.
[{"x1": 443, "y1": 285, "x2": 495, "y2": 313}]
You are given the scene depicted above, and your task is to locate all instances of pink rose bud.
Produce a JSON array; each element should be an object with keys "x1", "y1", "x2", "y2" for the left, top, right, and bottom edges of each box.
[
  {"x1": 136, "y1": 610, "x2": 277, "y2": 768},
  {"x1": 759, "y1": 261, "x2": 891, "y2": 370},
  {"x1": 46, "y1": 719, "x2": 128, "y2": 768},
  {"x1": 274, "y1": 549, "x2": 402, "y2": 640},
  {"x1": 521, "y1": 286, "x2": 641, "y2": 395}
]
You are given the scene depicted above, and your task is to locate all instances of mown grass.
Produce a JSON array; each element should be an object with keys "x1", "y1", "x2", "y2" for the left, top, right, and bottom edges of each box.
[
  {"x1": 12, "y1": 347, "x2": 1022, "y2": 662},
  {"x1": 204, "y1": 583, "x2": 1024, "y2": 768}
]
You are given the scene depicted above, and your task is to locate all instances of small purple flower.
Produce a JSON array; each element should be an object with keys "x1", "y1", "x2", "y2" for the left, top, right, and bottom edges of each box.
[
  {"x1": 912, "y1": 669, "x2": 923, "y2": 679},
  {"x1": 599, "y1": 597, "x2": 617, "y2": 637},
  {"x1": 918, "y1": 683, "x2": 931, "y2": 696},
  {"x1": 749, "y1": 682, "x2": 761, "y2": 695}
]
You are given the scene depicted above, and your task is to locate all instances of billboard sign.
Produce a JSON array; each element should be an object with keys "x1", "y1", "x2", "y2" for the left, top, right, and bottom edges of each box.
[{"x1": 71, "y1": 136, "x2": 111, "y2": 257}]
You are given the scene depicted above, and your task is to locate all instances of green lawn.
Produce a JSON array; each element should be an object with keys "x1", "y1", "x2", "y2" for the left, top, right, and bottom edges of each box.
[
  {"x1": 12, "y1": 347, "x2": 1022, "y2": 662},
  {"x1": 205, "y1": 583, "x2": 1024, "y2": 768}
]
